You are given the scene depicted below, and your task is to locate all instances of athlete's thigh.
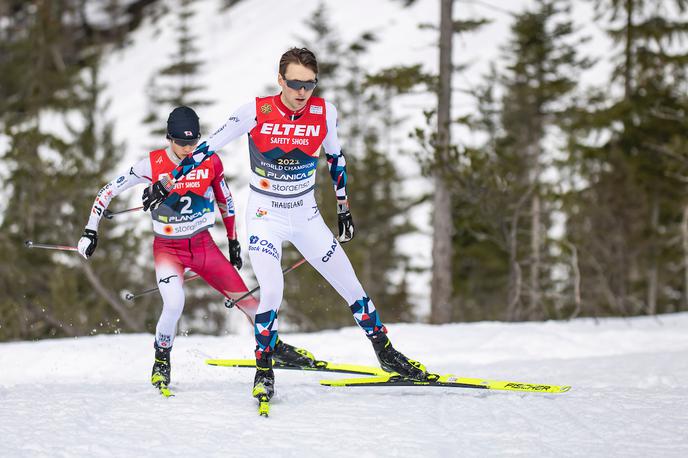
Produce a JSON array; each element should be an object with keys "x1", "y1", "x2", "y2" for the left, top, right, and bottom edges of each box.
[
  {"x1": 196, "y1": 239, "x2": 259, "y2": 322},
  {"x1": 246, "y1": 195, "x2": 288, "y2": 313},
  {"x1": 291, "y1": 211, "x2": 365, "y2": 304},
  {"x1": 153, "y1": 242, "x2": 186, "y2": 306}
]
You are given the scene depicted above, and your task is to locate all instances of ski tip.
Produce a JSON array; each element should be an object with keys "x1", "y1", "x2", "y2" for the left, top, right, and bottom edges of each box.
[
  {"x1": 258, "y1": 400, "x2": 270, "y2": 417},
  {"x1": 255, "y1": 393, "x2": 270, "y2": 417},
  {"x1": 559, "y1": 385, "x2": 572, "y2": 393},
  {"x1": 157, "y1": 386, "x2": 174, "y2": 397}
]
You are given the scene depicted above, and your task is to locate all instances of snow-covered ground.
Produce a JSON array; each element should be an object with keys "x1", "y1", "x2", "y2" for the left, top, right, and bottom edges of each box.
[{"x1": 2, "y1": 313, "x2": 687, "y2": 457}]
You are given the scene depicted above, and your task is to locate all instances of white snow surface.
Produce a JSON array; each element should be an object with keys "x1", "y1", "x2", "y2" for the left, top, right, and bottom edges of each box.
[{"x1": 2, "y1": 313, "x2": 688, "y2": 457}]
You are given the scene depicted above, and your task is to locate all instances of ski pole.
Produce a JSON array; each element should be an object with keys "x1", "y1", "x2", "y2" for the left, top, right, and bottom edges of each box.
[
  {"x1": 124, "y1": 274, "x2": 201, "y2": 301},
  {"x1": 224, "y1": 257, "x2": 307, "y2": 308},
  {"x1": 24, "y1": 240, "x2": 78, "y2": 252},
  {"x1": 103, "y1": 206, "x2": 143, "y2": 219}
]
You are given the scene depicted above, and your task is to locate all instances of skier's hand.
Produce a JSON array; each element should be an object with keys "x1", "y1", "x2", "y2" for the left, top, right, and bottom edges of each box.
[
  {"x1": 77, "y1": 229, "x2": 98, "y2": 259},
  {"x1": 142, "y1": 176, "x2": 173, "y2": 211},
  {"x1": 337, "y1": 200, "x2": 354, "y2": 243},
  {"x1": 228, "y1": 238, "x2": 242, "y2": 270}
]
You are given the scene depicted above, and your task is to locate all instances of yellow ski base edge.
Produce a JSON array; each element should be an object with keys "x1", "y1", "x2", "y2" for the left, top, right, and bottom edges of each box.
[
  {"x1": 320, "y1": 373, "x2": 571, "y2": 394},
  {"x1": 205, "y1": 359, "x2": 386, "y2": 376}
]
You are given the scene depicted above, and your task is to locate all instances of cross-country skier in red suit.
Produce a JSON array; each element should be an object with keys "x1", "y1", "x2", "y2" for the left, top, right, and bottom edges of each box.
[
  {"x1": 141, "y1": 49, "x2": 428, "y2": 403},
  {"x1": 77, "y1": 106, "x2": 317, "y2": 393}
]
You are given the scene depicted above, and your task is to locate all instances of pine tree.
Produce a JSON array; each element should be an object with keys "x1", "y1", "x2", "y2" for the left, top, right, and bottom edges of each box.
[
  {"x1": 143, "y1": 0, "x2": 211, "y2": 140},
  {"x1": 0, "y1": 1, "x2": 156, "y2": 340},
  {"x1": 439, "y1": 0, "x2": 591, "y2": 321},
  {"x1": 564, "y1": 0, "x2": 688, "y2": 316}
]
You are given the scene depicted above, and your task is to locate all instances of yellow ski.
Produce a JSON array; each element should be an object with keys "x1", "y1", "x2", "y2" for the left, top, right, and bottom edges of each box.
[
  {"x1": 320, "y1": 373, "x2": 571, "y2": 394},
  {"x1": 206, "y1": 358, "x2": 386, "y2": 376}
]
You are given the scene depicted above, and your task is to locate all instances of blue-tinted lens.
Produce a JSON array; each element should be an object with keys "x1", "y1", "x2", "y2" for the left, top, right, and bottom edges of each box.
[{"x1": 284, "y1": 78, "x2": 318, "y2": 91}]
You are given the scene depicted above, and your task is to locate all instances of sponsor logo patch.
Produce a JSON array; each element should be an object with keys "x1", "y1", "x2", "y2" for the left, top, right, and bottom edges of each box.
[
  {"x1": 308, "y1": 205, "x2": 320, "y2": 221},
  {"x1": 157, "y1": 333, "x2": 172, "y2": 347},
  {"x1": 310, "y1": 105, "x2": 323, "y2": 114},
  {"x1": 247, "y1": 235, "x2": 280, "y2": 260},
  {"x1": 158, "y1": 275, "x2": 177, "y2": 284}
]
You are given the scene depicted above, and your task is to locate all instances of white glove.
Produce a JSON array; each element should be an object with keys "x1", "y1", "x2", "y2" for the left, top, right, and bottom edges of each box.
[{"x1": 78, "y1": 229, "x2": 98, "y2": 259}]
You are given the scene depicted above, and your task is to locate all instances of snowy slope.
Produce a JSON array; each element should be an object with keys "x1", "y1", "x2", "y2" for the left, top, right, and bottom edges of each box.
[{"x1": 2, "y1": 314, "x2": 688, "y2": 457}]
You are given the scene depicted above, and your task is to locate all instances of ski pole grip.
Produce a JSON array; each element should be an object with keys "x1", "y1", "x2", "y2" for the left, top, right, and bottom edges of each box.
[
  {"x1": 103, "y1": 210, "x2": 113, "y2": 219},
  {"x1": 25, "y1": 240, "x2": 33, "y2": 248}
]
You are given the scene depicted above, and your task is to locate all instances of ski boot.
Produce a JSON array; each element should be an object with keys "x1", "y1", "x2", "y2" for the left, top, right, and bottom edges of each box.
[
  {"x1": 273, "y1": 337, "x2": 317, "y2": 368},
  {"x1": 253, "y1": 351, "x2": 275, "y2": 417},
  {"x1": 151, "y1": 342, "x2": 172, "y2": 391},
  {"x1": 370, "y1": 333, "x2": 427, "y2": 381}
]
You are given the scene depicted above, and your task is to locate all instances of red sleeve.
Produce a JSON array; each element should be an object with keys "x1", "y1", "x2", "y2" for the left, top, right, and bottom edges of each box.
[{"x1": 210, "y1": 154, "x2": 236, "y2": 240}]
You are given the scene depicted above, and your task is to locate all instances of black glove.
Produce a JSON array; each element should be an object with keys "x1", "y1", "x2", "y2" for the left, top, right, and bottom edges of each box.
[
  {"x1": 142, "y1": 177, "x2": 173, "y2": 211},
  {"x1": 77, "y1": 229, "x2": 98, "y2": 259},
  {"x1": 337, "y1": 202, "x2": 355, "y2": 243},
  {"x1": 228, "y1": 238, "x2": 242, "y2": 270}
]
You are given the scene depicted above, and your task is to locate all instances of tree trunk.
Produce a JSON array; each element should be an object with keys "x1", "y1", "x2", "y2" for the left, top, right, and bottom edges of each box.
[
  {"x1": 430, "y1": 0, "x2": 454, "y2": 324},
  {"x1": 646, "y1": 194, "x2": 659, "y2": 315},
  {"x1": 682, "y1": 205, "x2": 688, "y2": 311},
  {"x1": 81, "y1": 263, "x2": 144, "y2": 331},
  {"x1": 529, "y1": 141, "x2": 542, "y2": 319}
]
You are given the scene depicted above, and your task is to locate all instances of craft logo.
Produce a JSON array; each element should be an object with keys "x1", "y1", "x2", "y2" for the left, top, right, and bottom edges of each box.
[
  {"x1": 321, "y1": 237, "x2": 338, "y2": 262},
  {"x1": 156, "y1": 156, "x2": 163, "y2": 164},
  {"x1": 256, "y1": 208, "x2": 268, "y2": 218},
  {"x1": 260, "y1": 103, "x2": 273, "y2": 114}
]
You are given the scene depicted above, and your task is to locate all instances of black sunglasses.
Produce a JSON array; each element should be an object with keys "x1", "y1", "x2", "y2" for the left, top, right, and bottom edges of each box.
[
  {"x1": 283, "y1": 76, "x2": 318, "y2": 91},
  {"x1": 167, "y1": 135, "x2": 199, "y2": 147}
]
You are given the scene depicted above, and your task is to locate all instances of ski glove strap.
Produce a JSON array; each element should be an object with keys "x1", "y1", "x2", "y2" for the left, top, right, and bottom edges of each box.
[
  {"x1": 228, "y1": 239, "x2": 242, "y2": 270},
  {"x1": 77, "y1": 229, "x2": 98, "y2": 259},
  {"x1": 337, "y1": 202, "x2": 355, "y2": 243},
  {"x1": 142, "y1": 176, "x2": 174, "y2": 211}
]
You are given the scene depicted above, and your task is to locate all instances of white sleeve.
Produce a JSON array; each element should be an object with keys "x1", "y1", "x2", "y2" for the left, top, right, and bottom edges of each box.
[
  {"x1": 322, "y1": 102, "x2": 343, "y2": 156},
  {"x1": 207, "y1": 101, "x2": 258, "y2": 152},
  {"x1": 85, "y1": 158, "x2": 151, "y2": 231}
]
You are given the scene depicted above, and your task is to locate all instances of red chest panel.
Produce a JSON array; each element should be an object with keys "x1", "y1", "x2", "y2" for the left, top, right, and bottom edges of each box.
[
  {"x1": 249, "y1": 96, "x2": 327, "y2": 157},
  {"x1": 149, "y1": 149, "x2": 215, "y2": 195}
]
